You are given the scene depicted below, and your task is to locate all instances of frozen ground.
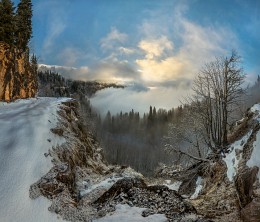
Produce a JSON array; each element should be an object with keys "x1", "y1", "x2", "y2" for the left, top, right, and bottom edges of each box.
[{"x1": 0, "y1": 97, "x2": 69, "y2": 222}]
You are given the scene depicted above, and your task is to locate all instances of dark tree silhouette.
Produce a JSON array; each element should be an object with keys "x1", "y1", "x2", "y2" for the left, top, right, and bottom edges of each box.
[{"x1": 0, "y1": 0, "x2": 15, "y2": 45}]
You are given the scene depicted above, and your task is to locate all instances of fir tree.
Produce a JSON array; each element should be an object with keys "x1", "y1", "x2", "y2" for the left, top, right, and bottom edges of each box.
[
  {"x1": 15, "y1": 0, "x2": 33, "y2": 51},
  {"x1": 0, "y1": 0, "x2": 15, "y2": 45}
]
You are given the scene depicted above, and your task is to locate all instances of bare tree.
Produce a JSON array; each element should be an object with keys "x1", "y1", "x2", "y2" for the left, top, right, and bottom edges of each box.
[
  {"x1": 190, "y1": 50, "x2": 245, "y2": 155},
  {"x1": 164, "y1": 50, "x2": 245, "y2": 166}
]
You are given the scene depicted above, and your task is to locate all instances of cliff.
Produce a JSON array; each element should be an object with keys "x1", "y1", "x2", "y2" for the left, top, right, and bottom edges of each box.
[{"x1": 0, "y1": 41, "x2": 37, "y2": 101}]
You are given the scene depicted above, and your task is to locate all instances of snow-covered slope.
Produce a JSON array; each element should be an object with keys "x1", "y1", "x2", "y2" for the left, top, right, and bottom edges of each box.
[
  {"x1": 224, "y1": 103, "x2": 260, "y2": 181},
  {"x1": 0, "y1": 97, "x2": 69, "y2": 222}
]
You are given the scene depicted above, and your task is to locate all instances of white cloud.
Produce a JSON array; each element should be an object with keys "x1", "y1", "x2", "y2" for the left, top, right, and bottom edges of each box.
[
  {"x1": 134, "y1": 8, "x2": 238, "y2": 84},
  {"x1": 100, "y1": 27, "x2": 128, "y2": 50},
  {"x1": 118, "y1": 47, "x2": 135, "y2": 55},
  {"x1": 138, "y1": 36, "x2": 173, "y2": 59}
]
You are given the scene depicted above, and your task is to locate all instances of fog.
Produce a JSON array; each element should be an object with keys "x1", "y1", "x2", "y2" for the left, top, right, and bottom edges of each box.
[{"x1": 90, "y1": 84, "x2": 191, "y2": 116}]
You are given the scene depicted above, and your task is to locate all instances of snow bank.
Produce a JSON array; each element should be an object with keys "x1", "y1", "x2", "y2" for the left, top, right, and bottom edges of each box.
[
  {"x1": 93, "y1": 204, "x2": 168, "y2": 222},
  {"x1": 0, "y1": 97, "x2": 70, "y2": 222},
  {"x1": 224, "y1": 130, "x2": 252, "y2": 181},
  {"x1": 224, "y1": 103, "x2": 260, "y2": 181}
]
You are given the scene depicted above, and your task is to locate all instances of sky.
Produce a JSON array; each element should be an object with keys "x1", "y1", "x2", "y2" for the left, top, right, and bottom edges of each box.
[{"x1": 13, "y1": 0, "x2": 260, "y2": 114}]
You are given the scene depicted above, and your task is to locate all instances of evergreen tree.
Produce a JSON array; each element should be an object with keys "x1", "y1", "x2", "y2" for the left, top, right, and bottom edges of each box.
[
  {"x1": 30, "y1": 54, "x2": 37, "y2": 75},
  {"x1": 0, "y1": 0, "x2": 15, "y2": 45},
  {"x1": 15, "y1": 0, "x2": 33, "y2": 51}
]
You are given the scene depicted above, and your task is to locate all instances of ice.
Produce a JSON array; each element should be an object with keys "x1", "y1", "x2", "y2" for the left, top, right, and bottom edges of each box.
[
  {"x1": 93, "y1": 204, "x2": 168, "y2": 222},
  {"x1": 0, "y1": 97, "x2": 69, "y2": 222}
]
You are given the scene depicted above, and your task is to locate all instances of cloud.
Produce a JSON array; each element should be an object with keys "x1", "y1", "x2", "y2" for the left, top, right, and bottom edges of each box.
[
  {"x1": 100, "y1": 27, "x2": 128, "y2": 50},
  {"x1": 118, "y1": 47, "x2": 135, "y2": 55},
  {"x1": 43, "y1": 19, "x2": 66, "y2": 53},
  {"x1": 39, "y1": 57, "x2": 139, "y2": 83},
  {"x1": 35, "y1": 1, "x2": 67, "y2": 56},
  {"x1": 138, "y1": 36, "x2": 173, "y2": 59},
  {"x1": 134, "y1": 8, "x2": 238, "y2": 85},
  {"x1": 136, "y1": 56, "x2": 186, "y2": 83},
  {"x1": 57, "y1": 47, "x2": 85, "y2": 67},
  {"x1": 90, "y1": 59, "x2": 139, "y2": 83}
]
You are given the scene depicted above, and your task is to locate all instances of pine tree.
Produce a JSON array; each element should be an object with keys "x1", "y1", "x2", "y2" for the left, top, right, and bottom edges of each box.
[
  {"x1": 15, "y1": 0, "x2": 33, "y2": 51},
  {"x1": 30, "y1": 54, "x2": 37, "y2": 75},
  {"x1": 0, "y1": 0, "x2": 15, "y2": 45}
]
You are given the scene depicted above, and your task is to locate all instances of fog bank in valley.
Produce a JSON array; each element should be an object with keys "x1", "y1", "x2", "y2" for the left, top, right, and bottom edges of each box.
[{"x1": 90, "y1": 84, "x2": 191, "y2": 116}]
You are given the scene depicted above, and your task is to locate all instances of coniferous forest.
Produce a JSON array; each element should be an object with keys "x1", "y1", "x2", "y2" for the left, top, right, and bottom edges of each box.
[{"x1": 0, "y1": 0, "x2": 32, "y2": 51}]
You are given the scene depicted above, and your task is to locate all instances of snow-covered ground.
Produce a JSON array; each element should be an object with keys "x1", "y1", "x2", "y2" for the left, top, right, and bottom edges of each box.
[
  {"x1": 224, "y1": 103, "x2": 260, "y2": 181},
  {"x1": 247, "y1": 104, "x2": 260, "y2": 177},
  {"x1": 224, "y1": 130, "x2": 252, "y2": 181},
  {"x1": 93, "y1": 204, "x2": 168, "y2": 222},
  {"x1": 0, "y1": 97, "x2": 69, "y2": 222}
]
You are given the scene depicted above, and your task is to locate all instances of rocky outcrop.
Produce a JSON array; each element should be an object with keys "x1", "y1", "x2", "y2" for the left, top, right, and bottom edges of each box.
[
  {"x1": 29, "y1": 99, "x2": 213, "y2": 221},
  {"x1": 235, "y1": 166, "x2": 259, "y2": 208},
  {"x1": 0, "y1": 41, "x2": 37, "y2": 101}
]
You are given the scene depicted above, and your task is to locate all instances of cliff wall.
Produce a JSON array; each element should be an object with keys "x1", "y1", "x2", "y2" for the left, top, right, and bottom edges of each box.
[{"x1": 0, "y1": 41, "x2": 37, "y2": 101}]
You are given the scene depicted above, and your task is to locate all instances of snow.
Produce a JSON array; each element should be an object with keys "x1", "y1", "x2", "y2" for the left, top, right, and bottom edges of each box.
[
  {"x1": 190, "y1": 177, "x2": 203, "y2": 199},
  {"x1": 224, "y1": 130, "x2": 252, "y2": 181},
  {"x1": 80, "y1": 175, "x2": 123, "y2": 197},
  {"x1": 0, "y1": 97, "x2": 70, "y2": 222},
  {"x1": 250, "y1": 103, "x2": 260, "y2": 114},
  {"x1": 251, "y1": 103, "x2": 260, "y2": 122},
  {"x1": 93, "y1": 204, "x2": 168, "y2": 222},
  {"x1": 247, "y1": 130, "x2": 260, "y2": 178},
  {"x1": 164, "y1": 180, "x2": 182, "y2": 191},
  {"x1": 80, "y1": 167, "x2": 143, "y2": 198}
]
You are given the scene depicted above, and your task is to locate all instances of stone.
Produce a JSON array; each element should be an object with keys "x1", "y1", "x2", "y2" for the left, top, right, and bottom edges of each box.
[
  {"x1": 241, "y1": 198, "x2": 260, "y2": 222},
  {"x1": 0, "y1": 42, "x2": 37, "y2": 101}
]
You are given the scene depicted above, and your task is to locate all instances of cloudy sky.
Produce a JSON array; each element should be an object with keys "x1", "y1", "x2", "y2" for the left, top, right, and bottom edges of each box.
[{"x1": 13, "y1": 0, "x2": 260, "y2": 113}]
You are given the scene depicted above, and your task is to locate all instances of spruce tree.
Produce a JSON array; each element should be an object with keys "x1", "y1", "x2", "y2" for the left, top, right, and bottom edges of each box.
[
  {"x1": 30, "y1": 54, "x2": 38, "y2": 75},
  {"x1": 15, "y1": 0, "x2": 32, "y2": 51},
  {"x1": 0, "y1": 0, "x2": 15, "y2": 45}
]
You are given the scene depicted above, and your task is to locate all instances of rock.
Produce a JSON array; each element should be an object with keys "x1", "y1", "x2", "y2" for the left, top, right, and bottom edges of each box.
[
  {"x1": 235, "y1": 166, "x2": 259, "y2": 208},
  {"x1": 241, "y1": 198, "x2": 260, "y2": 222},
  {"x1": 51, "y1": 127, "x2": 64, "y2": 136},
  {"x1": 0, "y1": 42, "x2": 37, "y2": 101}
]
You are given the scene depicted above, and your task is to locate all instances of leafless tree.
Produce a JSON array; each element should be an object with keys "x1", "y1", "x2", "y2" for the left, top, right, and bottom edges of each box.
[{"x1": 164, "y1": 51, "x2": 246, "y2": 166}]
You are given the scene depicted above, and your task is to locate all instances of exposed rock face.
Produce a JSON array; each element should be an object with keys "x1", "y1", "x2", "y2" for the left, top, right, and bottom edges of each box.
[
  {"x1": 241, "y1": 198, "x2": 260, "y2": 222},
  {"x1": 0, "y1": 42, "x2": 37, "y2": 101},
  {"x1": 235, "y1": 166, "x2": 259, "y2": 208}
]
